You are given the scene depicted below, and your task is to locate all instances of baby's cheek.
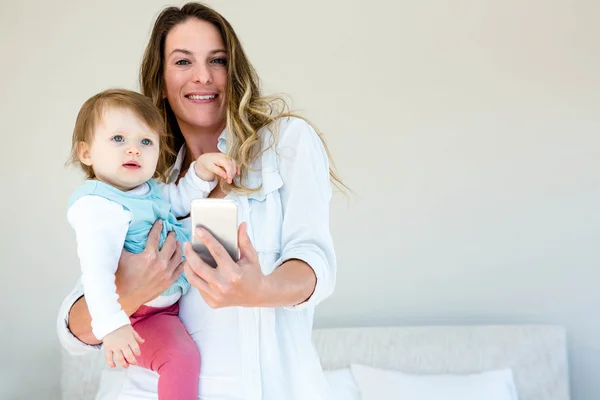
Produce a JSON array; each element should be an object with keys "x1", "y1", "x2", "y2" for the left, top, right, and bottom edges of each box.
[{"x1": 148, "y1": 148, "x2": 161, "y2": 167}]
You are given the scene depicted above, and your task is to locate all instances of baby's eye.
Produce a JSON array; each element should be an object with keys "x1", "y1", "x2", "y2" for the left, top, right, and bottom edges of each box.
[
  {"x1": 111, "y1": 135, "x2": 124, "y2": 142},
  {"x1": 141, "y1": 138, "x2": 153, "y2": 146}
]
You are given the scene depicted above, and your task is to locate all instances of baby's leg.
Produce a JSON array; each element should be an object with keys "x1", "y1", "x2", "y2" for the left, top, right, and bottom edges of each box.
[{"x1": 131, "y1": 303, "x2": 200, "y2": 400}]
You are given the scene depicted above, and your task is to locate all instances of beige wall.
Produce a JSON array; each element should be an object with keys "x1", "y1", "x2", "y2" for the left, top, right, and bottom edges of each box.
[{"x1": 1, "y1": 0, "x2": 598, "y2": 399}]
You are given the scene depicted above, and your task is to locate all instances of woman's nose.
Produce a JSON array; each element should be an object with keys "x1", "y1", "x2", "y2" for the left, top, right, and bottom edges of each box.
[{"x1": 193, "y1": 64, "x2": 213, "y2": 85}]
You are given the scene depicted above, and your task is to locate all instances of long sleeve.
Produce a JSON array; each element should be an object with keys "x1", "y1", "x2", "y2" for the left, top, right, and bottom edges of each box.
[
  {"x1": 158, "y1": 161, "x2": 217, "y2": 217},
  {"x1": 67, "y1": 195, "x2": 132, "y2": 340},
  {"x1": 273, "y1": 118, "x2": 337, "y2": 310},
  {"x1": 56, "y1": 279, "x2": 101, "y2": 355}
]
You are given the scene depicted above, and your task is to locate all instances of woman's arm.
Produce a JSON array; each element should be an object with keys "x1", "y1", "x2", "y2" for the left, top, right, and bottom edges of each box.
[
  {"x1": 184, "y1": 223, "x2": 316, "y2": 308},
  {"x1": 264, "y1": 119, "x2": 336, "y2": 309},
  {"x1": 67, "y1": 287, "x2": 150, "y2": 345},
  {"x1": 62, "y1": 221, "x2": 183, "y2": 346},
  {"x1": 257, "y1": 259, "x2": 317, "y2": 307},
  {"x1": 182, "y1": 118, "x2": 335, "y2": 309},
  {"x1": 67, "y1": 296, "x2": 99, "y2": 345}
]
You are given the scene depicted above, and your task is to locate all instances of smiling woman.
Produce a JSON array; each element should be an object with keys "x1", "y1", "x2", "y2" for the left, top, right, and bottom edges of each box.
[
  {"x1": 58, "y1": 3, "x2": 343, "y2": 400},
  {"x1": 162, "y1": 19, "x2": 229, "y2": 138}
]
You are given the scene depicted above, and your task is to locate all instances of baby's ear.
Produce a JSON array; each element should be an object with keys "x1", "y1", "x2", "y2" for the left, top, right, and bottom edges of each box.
[{"x1": 76, "y1": 141, "x2": 93, "y2": 166}]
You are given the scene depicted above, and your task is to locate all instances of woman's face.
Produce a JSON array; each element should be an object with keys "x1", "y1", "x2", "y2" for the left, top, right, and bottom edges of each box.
[{"x1": 163, "y1": 18, "x2": 228, "y2": 134}]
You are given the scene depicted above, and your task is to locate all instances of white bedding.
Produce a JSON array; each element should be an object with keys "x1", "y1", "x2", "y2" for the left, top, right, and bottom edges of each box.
[{"x1": 62, "y1": 324, "x2": 570, "y2": 400}]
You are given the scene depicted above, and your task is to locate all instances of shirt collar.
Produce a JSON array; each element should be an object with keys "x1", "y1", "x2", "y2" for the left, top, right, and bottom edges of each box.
[
  {"x1": 167, "y1": 129, "x2": 228, "y2": 183},
  {"x1": 217, "y1": 128, "x2": 228, "y2": 153}
]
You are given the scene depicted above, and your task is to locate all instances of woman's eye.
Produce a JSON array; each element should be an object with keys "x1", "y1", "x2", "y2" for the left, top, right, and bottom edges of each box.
[
  {"x1": 175, "y1": 59, "x2": 191, "y2": 65},
  {"x1": 141, "y1": 138, "x2": 152, "y2": 146},
  {"x1": 212, "y1": 58, "x2": 227, "y2": 65},
  {"x1": 111, "y1": 135, "x2": 124, "y2": 143}
]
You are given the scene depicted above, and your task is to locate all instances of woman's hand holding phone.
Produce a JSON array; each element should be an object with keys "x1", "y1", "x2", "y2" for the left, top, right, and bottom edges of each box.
[{"x1": 183, "y1": 222, "x2": 268, "y2": 308}]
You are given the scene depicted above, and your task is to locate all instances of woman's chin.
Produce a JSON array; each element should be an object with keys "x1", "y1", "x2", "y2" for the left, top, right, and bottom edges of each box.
[{"x1": 184, "y1": 116, "x2": 226, "y2": 131}]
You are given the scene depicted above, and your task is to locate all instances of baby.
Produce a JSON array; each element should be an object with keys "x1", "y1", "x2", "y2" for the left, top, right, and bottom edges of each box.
[{"x1": 66, "y1": 88, "x2": 237, "y2": 399}]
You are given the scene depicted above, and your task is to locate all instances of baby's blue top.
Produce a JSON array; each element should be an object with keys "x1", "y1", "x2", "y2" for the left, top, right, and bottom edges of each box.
[{"x1": 68, "y1": 179, "x2": 190, "y2": 297}]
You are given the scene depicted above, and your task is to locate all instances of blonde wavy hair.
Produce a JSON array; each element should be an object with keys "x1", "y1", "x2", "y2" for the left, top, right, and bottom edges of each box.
[{"x1": 139, "y1": 2, "x2": 345, "y2": 192}]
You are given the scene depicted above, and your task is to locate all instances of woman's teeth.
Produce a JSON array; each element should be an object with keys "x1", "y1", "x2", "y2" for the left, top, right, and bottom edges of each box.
[{"x1": 187, "y1": 94, "x2": 216, "y2": 100}]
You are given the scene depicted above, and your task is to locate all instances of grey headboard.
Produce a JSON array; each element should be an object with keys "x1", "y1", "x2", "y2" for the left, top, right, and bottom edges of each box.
[{"x1": 312, "y1": 325, "x2": 570, "y2": 400}]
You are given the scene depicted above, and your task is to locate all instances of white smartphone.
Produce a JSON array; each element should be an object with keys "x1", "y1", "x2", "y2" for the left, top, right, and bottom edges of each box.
[{"x1": 190, "y1": 198, "x2": 239, "y2": 268}]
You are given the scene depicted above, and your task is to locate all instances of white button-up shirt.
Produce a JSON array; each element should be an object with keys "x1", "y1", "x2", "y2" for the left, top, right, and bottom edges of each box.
[{"x1": 57, "y1": 117, "x2": 337, "y2": 400}]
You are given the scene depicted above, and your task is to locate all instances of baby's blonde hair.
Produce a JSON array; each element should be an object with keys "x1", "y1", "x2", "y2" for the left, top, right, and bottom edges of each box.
[{"x1": 68, "y1": 89, "x2": 174, "y2": 181}]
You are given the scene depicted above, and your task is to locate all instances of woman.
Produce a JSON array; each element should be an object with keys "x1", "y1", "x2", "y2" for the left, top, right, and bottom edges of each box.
[{"x1": 57, "y1": 2, "x2": 341, "y2": 399}]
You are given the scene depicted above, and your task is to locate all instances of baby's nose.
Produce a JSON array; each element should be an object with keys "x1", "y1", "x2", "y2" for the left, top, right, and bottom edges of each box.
[{"x1": 126, "y1": 146, "x2": 141, "y2": 155}]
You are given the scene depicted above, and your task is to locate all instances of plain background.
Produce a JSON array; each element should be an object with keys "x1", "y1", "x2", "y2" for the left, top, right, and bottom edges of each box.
[{"x1": 1, "y1": 0, "x2": 598, "y2": 399}]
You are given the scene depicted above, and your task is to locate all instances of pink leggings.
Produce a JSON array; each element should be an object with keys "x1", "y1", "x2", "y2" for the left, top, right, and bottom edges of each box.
[{"x1": 130, "y1": 303, "x2": 200, "y2": 400}]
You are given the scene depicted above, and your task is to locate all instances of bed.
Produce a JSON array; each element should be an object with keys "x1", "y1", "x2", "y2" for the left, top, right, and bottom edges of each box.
[{"x1": 61, "y1": 324, "x2": 570, "y2": 399}]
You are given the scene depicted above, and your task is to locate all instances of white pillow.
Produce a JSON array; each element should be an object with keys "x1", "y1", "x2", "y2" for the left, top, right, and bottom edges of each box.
[
  {"x1": 350, "y1": 364, "x2": 519, "y2": 400},
  {"x1": 324, "y1": 368, "x2": 360, "y2": 400}
]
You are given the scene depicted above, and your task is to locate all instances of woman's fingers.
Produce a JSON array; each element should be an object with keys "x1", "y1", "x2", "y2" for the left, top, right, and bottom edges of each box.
[
  {"x1": 167, "y1": 261, "x2": 184, "y2": 288},
  {"x1": 238, "y1": 222, "x2": 258, "y2": 264},
  {"x1": 184, "y1": 243, "x2": 218, "y2": 276},
  {"x1": 183, "y1": 260, "x2": 213, "y2": 292},
  {"x1": 182, "y1": 250, "x2": 225, "y2": 308},
  {"x1": 184, "y1": 262, "x2": 223, "y2": 309},
  {"x1": 167, "y1": 241, "x2": 182, "y2": 271},
  {"x1": 159, "y1": 231, "x2": 177, "y2": 261},
  {"x1": 194, "y1": 228, "x2": 235, "y2": 269},
  {"x1": 166, "y1": 242, "x2": 184, "y2": 284},
  {"x1": 144, "y1": 220, "x2": 163, "y2": 252}
]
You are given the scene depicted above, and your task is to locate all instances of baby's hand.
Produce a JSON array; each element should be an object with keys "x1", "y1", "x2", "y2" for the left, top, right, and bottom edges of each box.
[
  {"x1": 195, "y1": 152, "x2": 240, "y2": 184},
  {"x1": 102, "y1": 324, "x2": 145, "y2": 369}
]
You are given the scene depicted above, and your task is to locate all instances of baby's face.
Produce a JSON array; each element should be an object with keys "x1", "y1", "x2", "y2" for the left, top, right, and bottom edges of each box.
[{"x1": 83, "y1": 107, "x2": 160, "y2": 191}]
